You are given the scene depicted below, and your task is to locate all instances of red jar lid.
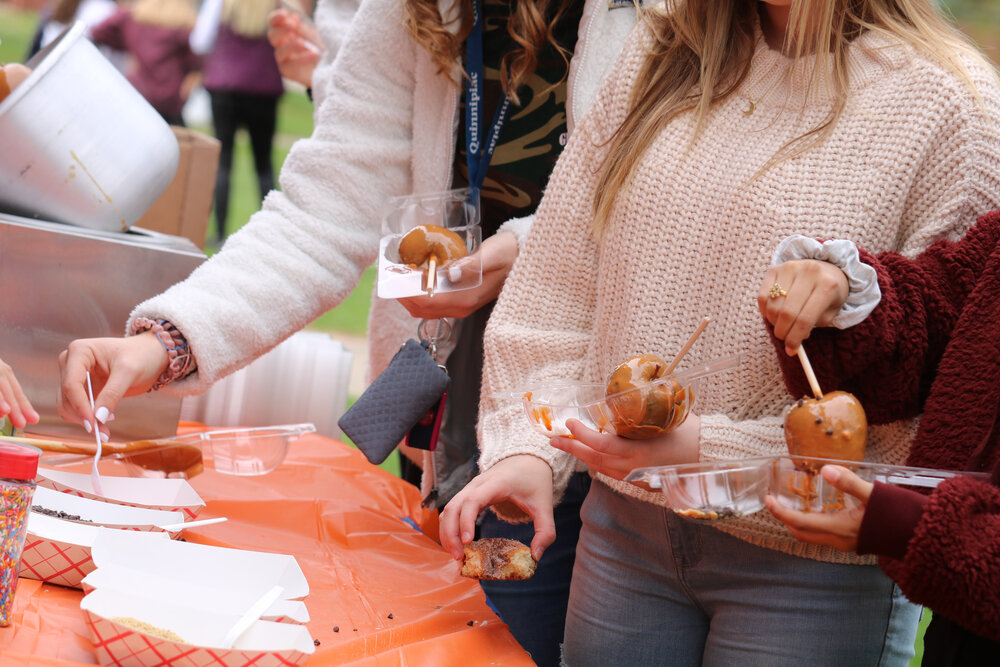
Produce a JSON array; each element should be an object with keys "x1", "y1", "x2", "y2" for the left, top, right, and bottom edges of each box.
[{"x1": 0, "y1": 442, "x2": 41, "y2": 481}]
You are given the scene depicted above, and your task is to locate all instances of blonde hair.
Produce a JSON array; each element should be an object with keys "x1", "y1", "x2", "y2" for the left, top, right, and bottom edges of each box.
[
  {"x1": 591, "y1": 0, "x2": 996, "y2": 235},
  {"x1": 403, "y1": 0, "x2": 574, "y2": 104},
  {"x1": 130, "y1": 0, "x2": 198, "y2": 30},
  {"x1": 222, "y1": 0, "x2": 277, "y2": 38}
]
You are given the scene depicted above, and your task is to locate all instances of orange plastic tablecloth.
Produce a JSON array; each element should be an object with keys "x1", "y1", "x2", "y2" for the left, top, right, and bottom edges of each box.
[{"x1": 0, "y1": 431, "x2": 534, "y2": 666}]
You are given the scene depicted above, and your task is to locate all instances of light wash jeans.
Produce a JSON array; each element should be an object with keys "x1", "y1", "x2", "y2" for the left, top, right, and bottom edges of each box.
[{"x1": 563, "y1": 481, "x2": 921, "y2": 666}]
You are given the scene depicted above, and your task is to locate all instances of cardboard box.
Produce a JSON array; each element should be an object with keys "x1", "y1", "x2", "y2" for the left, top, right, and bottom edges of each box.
[{"x1": 136, "y1": 126, "x2": 220, "y2": 248}]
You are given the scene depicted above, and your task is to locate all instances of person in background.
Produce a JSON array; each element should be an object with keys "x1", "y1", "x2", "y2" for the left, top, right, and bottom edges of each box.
[
  {"x1": 267, "y1": 0, "x2": 357, "y2": 91},
  {"x1": 759, "y1": 210, "x2": 1000, "y2": 665},
  {"x1": 440, "y1": 0, "x2": 1000, "y2": 663},
  {"x1": 27, "y1": 0, "x2": 125, "y2": 70},
  {"x1": 55, "y1": 0, "x2": 642, "y2": 662},
  {"x1": 89, "y1": 0, "x2": 201, "y2": 126},
  {"x1": 190, "y1": 0, "x2": 284, "y2": 245}
]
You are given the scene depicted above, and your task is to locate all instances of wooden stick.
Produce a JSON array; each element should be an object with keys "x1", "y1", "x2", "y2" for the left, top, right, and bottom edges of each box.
[
  {"x1": 0, "y1": 434, "x2": 189, "y2": 456},
  {"x1": 425, "y1": 256, "x2": 437, "y2": 295},
  {"x1": 664, "y1": 316, "x2": 713, "y2": 376},
  {"x1": 796, "y1": 345, "x2": 824, "y2": 399}
]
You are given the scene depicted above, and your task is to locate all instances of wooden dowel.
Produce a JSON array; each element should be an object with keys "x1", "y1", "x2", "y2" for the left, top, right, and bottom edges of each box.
[
  {"x1": 426, "y1": 256, "x2": 437, "y2": 295},
  {"x1": 796, "y1": 345, "x2": 824, "y2": 399},
  {"x1": 664, "y1": 316, "x2": 713, "y2": 376}
]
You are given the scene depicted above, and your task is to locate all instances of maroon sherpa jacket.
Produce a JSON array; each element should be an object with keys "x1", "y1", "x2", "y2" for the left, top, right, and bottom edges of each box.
[{"x1": 769, "y1": 210, "x2": 1000, "y2": 651}]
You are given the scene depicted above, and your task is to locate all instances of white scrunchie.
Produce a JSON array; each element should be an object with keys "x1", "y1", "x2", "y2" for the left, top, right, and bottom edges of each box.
[{"x1": 771, "y1": 235, "x2": 882, "y2": 329}]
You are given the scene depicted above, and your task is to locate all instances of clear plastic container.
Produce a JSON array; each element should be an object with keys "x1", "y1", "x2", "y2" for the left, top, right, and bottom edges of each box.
[
  {"x1": 625, "y1": 455, "x2": 989, "y2": 520},
  {"x1": 626, "y1": 458, "x2": 773, "y2": 520},
  {"x1": 122, "y1": 424, "x2": 316, "y2": 478},
  {"x1": 376, "y1": 188, "x2": 483, "y2": 298},
  {"x1": 1, "y1": 442, "x2": 40, "y2": 626},
  {"x1": 767, "y1": 455, "x2": 987, "y2": 513},
  {"x1": 512, "y1": 352, "x2": 743, "y2": 439}
]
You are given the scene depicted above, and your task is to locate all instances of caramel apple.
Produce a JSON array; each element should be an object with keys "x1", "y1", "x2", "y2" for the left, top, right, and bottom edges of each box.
[
  {"x1": 398, "y1": 224, "x2": 468, "y2": 268},
  {"x1": 398, "y1": 224, "x2": 468, "y2": 293},
  {"x1": 605, "y1": 353, "x2": 681, "y2": 439},
  {"x1": 784, "y1": 390, "x2": 867, "y2": 472}
]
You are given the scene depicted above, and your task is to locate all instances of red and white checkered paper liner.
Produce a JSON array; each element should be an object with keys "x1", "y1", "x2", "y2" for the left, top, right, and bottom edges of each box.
[
  {"x1": 36, "y1": 467, "x2": 205, "y2": 520},
  {"x1": 84, "y1": 612, "x2": 311, "y2": 667},
  {"x1": 19, "y1": 518, "x2": 170, "y2": 589},
  {"x1": 19, "y1": 532, "x2": 95, "y2": 588}
]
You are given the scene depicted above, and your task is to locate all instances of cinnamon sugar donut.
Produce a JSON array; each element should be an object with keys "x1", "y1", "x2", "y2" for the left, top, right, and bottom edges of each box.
[{"x1": 461, "y1": 538, "x2": 536, "y2": 580}]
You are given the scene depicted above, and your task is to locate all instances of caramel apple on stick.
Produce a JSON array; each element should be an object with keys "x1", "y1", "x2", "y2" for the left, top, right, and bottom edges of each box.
[
  {"x1": 783, "y1": 346, "x2": 867, "y2": 472},
  {"x1": 398, "y1": 224, "x2": 468, "y2": 295}
]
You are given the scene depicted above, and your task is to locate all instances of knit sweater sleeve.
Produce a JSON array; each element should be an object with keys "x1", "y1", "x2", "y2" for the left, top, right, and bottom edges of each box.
[
  {"x1": 477, "y1": 26, "x2": 645, "y2": 515},
  {"x1": 127, "y1": 0, "x2": 416, "y2": 395},
  {"x1": 770, "y1": 210, "x2": 1000, "y2": 424},
  {"x1": 875, "y1": 472, "x2": 1000, "y2": 642}
]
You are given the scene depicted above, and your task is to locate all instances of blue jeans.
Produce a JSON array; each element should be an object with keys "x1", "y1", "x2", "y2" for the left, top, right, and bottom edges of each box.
[
  {"x1": 564, "y1": 481, "x2": 921, "y2": 666},
  {"x1": 480, "y1": 472, "x2": 591, "y2": 667}
]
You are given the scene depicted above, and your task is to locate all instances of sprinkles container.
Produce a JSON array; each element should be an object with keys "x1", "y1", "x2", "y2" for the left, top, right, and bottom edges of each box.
[{"x1": 0, "y1": 442, "x2": 40, "y2": 626}]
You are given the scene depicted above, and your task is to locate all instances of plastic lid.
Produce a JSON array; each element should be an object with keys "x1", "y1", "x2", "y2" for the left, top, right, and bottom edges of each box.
[{"x1": 0, "y1": 442, "x2": 41, "y2": 480}]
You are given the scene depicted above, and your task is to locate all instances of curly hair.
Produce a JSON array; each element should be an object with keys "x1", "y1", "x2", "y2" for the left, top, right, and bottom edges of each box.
[{"x1": 403, "y1": 0, "x2": 574, "y2": 104}]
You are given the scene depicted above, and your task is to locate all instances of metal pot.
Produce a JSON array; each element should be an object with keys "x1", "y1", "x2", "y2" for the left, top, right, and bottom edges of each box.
[{"x1": 0, "y1": 23, "x2": 179, "y2": 232}]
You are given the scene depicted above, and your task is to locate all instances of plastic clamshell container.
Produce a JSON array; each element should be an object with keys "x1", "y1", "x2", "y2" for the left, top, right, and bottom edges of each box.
[
  {"x1": 80, "y1": 588, "x2": 315, "y2": 666},
  {"x1": 35, "y1": 467, "x2": 205, "y2": 520},
  {"x1": 31, "y1": 486, "x2": 184, "y2": 532},
  {"x1": 376, "y1": 188, "x2": 483, "y2": 298},
  {"x1": 91, "y1": 529, "x2": 310, "y2": 601},
  {"x1": 122, "y1": 424, "x2": 316, "y2": 478},
  {"x1": 767, "y1": 455, "x2": 989, "y2": 513},
  {"x1": 625, "y1": 455, "x2": 990, "y2": 520},
  {"x1": 626, "y1": 458, "x2": 773, "y2": 520},
  {"x1": 514, "y1": 353, "x2": 745, "y2": 438},
  {"x1": 19, "y1": 516, "x2": 169, "y2": 588},
  {"x1": 0, "y1": 22, "x2": 179, "y2": 231}
]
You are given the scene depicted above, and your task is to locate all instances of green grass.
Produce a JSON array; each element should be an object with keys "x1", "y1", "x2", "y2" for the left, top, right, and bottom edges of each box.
[{"x1": 0, "y1": 5, "x2": 37, "y2": 62}]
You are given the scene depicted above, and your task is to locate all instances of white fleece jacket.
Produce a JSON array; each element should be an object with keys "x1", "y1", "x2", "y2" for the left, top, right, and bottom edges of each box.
[{"x1": 129, "y1": 0, "x2": 640, "y2": 395}]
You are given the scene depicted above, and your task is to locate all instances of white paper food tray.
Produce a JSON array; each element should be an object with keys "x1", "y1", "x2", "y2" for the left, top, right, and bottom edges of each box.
[
  {"x1": 81, "y1": 566, "x2": 310, "y2": 624},
  {"x1": 20, "y1": 515, "x2": 169, "y2": 588},
  {"x1": 36, "y1": 466, "x2": 205, "y2": 519},
  {"x1": 32, "y1": 486, "x2": 185, "y2": 532},
  {"x1": 91, "y1": 529, "x2": 309, "y2": 600},
  {"x1": 81, "y1": 588, "x2": 315, "y2": 666}
]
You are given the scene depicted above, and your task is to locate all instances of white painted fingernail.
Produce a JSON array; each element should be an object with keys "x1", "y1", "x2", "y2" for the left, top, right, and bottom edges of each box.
[
  {"x1": 83, "y1": 420, "x2": 92, "y2": 434},
  {"x1": 99, "y1": 431, "x2": 109, "y2": 443},
  {"x1": 107, "y1": 412, "x2": 116, "y2": 423},
  {"x1": 95, "y1": 406, "x2": 110, "y2": 423},
  {"x1": 448, "y1": 265, "x2": 462, "y2": 282}
]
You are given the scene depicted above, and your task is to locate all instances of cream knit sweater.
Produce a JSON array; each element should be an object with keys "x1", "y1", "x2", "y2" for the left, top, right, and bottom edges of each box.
[{"x1": 479, "y1": 24, "x2": 1000, "y2": 564}]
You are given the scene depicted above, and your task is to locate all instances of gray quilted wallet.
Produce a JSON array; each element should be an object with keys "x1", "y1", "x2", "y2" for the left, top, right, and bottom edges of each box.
[{"x1": 338, "y1": 339, "x2": 450, "y2": 464}]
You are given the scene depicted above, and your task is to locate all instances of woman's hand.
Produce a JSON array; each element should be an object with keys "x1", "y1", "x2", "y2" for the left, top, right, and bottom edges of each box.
[
  {"x1": 439, "y1": 454, "x2": 555, "y2": 561},
  {"x1": 758, "y1": 259, "x2": 849, "y2": 355},
  {"x1": 0, "y1": 358, "x2": 39, "y2": 429},
  {"x1": 765, "y1": 465, "x2": 872, "y2": 552},
  {"x1": 267, "y1": 9, "x2": 322, "y2": 88},
  {"x1": 550, "y1": 414, "x2": 701, "y2": 481},
  {"x1": 398, "y1": 231, "x2": 518, "y2": 319},
  {"x1": 57, "y1": 333, "x2": 169, "y2": 438}
]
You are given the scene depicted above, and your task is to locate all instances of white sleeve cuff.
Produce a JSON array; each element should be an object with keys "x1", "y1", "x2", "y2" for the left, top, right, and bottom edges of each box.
[
  {"x1": 497, "y1": 214, "x2": 533, "y2": 251},
  {"x1": 771, "y1": 235, "x2": 881, "y2": 329}
]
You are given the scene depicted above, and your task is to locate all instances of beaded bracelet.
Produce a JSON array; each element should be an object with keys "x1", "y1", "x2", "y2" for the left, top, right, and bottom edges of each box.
[{"x1": 130, "y1": 317, "x2": 199, "y2": 390}]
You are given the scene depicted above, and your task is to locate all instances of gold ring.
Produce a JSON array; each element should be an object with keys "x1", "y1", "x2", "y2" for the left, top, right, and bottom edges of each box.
[{"x1": 769, "y1": 283, "x2": 788, "y2": 299}]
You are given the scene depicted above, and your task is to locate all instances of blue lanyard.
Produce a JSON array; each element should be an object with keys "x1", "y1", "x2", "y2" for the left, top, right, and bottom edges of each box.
[{"x1": 465, "y1": 0, "x2": 511, "y2": 195}]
